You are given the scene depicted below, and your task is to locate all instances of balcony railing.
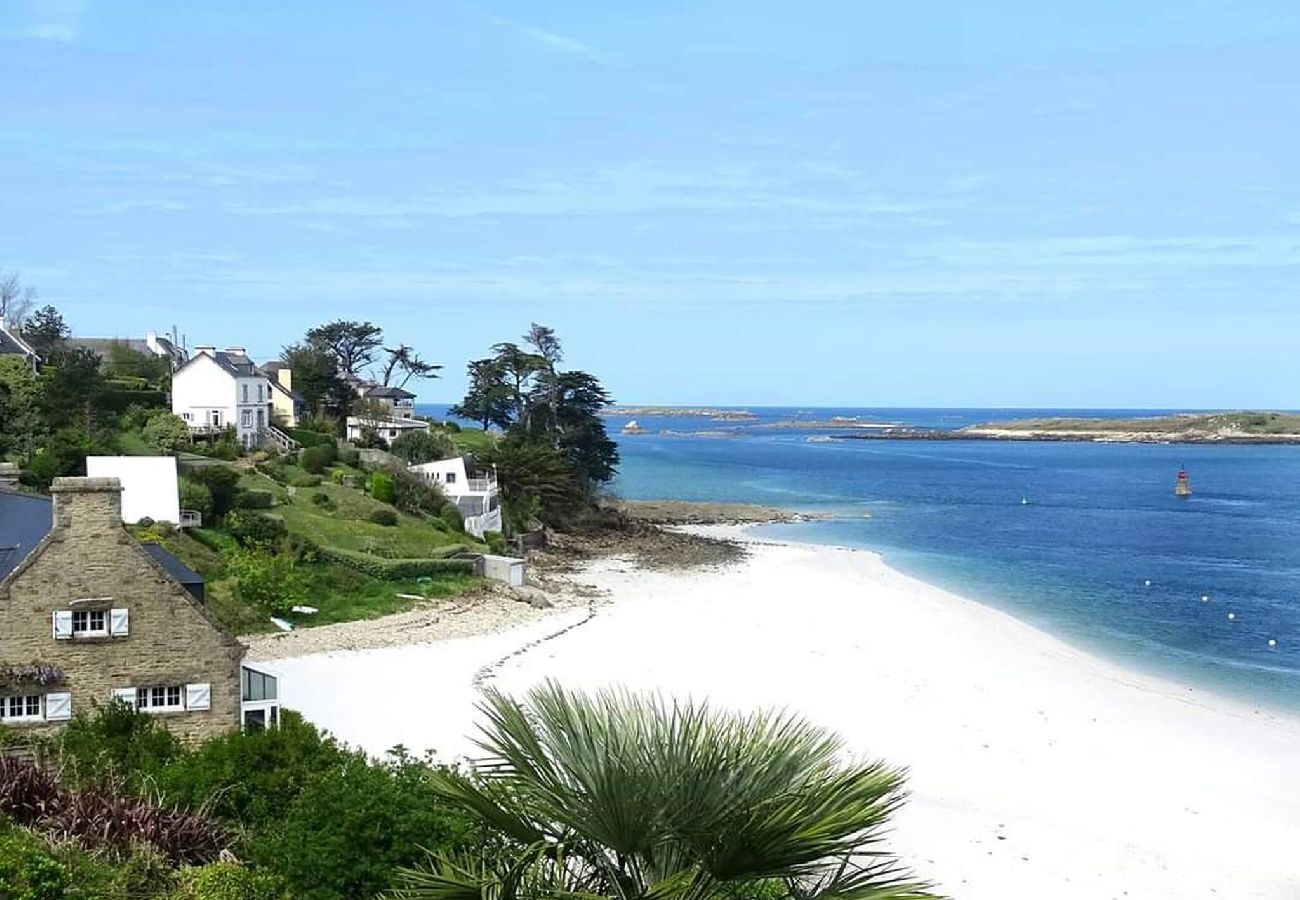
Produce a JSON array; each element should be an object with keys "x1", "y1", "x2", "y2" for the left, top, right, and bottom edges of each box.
[{"x1": 465, "y1": 477, "x2": 496, "y2": 492}]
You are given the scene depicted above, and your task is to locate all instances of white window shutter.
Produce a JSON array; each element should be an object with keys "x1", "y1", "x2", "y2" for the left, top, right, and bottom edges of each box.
[
  {"x1": 185, "y1": 683, "x2": 211, "y2": 711},
  {"x1": 44, "y1": 692, "x2": 72, "y2": 721},
  {"x1": 109, "y1": 608, "x2": 129, "y2": 636},
  {"x1": 52, "y1": 610, "x2": 73, "y2": 640},
  {"x1": 111, "y1": 687, "x2": 137, "y2": 707}
]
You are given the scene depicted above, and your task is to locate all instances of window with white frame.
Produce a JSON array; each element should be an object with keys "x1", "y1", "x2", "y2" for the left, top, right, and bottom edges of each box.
[
  {"x1": 257, "y1": 383, "x2": 264, "y2": 401},
  {"x1": 71, "y1": 609, "x2": 107, "y2": 637},
  {"x1": 137, "y1": 686, "x2": 184, "y2": 711},
  {"x1": 241, "y1": 410, "x2": 252, "y2": 427},
  {"x1": 242, "y1": 384, "x2": 249, "y2": 402},
  {"x1": 445, "y1": 472, "x2": 456, "y2": 484},
  {"x1": 0, "y1": 695, "x2": 42, "y2": 721}
]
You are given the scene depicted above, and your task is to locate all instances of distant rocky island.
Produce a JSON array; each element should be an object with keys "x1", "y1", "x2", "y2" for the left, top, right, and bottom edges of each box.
[
  {"x1": 602, "y1": 406, "x2": 756, "y2": 420},
  {"x1": 833, "y1": 412, "x2": 1300, "y2": 444}
]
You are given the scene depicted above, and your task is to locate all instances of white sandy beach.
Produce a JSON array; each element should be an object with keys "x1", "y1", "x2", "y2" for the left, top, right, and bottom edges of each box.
[{"x1": 254, "y1": 532, "x2": 1300, "y2": 899}]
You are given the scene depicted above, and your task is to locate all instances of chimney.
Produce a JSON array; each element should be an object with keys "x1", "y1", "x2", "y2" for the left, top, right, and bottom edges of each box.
[
  {"x1": 50, "y1": 477, "x2": 124, "y2": 534},
  {"x1": 0, "y1": 462, "x2": 19, "y2": 490},
  {"x1": 225, "y1": 347, "x2": 246, "y2": 356},
  {"x1": 277, "y1": 368, "x2": 292, "y2": 391},
  {"x1": 195, "y1": 345, "x2": 216, "y2": 357}
]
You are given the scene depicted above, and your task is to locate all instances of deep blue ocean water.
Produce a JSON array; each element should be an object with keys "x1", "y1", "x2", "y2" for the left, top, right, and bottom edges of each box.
[{"x1": 423, "y1": 405, "x2": 1300, "y2": 712}]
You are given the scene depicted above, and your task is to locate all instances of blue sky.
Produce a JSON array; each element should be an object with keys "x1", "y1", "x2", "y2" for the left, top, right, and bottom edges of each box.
[{"x1": 2, "y1": 1, "x2": 1298, "y2": 407}]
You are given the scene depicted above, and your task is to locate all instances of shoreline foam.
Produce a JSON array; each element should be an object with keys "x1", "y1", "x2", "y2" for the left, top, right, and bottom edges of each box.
[{"x1": 259, "y1": 533, "x2": 1300, "y2": 899}]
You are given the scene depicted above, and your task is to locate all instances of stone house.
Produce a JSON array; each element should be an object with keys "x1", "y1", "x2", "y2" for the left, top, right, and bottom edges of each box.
[{"x1": 0, "y1": 471, "x2": 278, "y2": 741}]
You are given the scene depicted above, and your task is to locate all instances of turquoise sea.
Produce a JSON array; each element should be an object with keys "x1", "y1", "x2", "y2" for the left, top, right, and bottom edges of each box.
[{"x1": 426, "y1": 405, "x2": 1300, "y2": 713}]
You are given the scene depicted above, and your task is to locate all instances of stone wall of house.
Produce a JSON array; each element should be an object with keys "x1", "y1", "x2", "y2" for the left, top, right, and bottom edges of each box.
[{"x1": 0, "y1": 477, "x2": 244, "y2": 743}]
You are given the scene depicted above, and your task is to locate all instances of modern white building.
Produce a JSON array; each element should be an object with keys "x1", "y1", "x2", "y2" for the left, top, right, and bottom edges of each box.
[
  {"x1": 171, "y1": 347, "x2": 272, "y2": 449},
  {"x1": 85, "y1": 456, "x2": 182, "y2": 526},
  {"x1": 409, "y1": 455, "x2": 502, "y2": 537}
]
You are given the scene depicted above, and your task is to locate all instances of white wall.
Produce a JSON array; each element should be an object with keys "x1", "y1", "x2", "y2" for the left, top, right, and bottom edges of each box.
[
  {"x1": 410, "y1": 457, "x2": 469, "y2": 493},
  {"x1": 86, "y1": 456, "x2": 181, "y2": 524}
]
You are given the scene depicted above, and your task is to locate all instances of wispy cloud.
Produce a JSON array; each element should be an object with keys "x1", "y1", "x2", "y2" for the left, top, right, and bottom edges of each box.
[
  {"x1": 475, "y1": 9, "x2": 608, "y2": 65},
  {"x1": 15, "y1": 0, "x2": 89, "y2": 43},
  {"x1": 77, "y1": 199, "x2": 188, "y2": 216}
]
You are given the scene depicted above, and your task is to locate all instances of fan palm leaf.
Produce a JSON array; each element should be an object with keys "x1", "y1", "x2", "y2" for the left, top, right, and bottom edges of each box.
[{"x1": 394, "y1": 682, "x2": 941, "y2": 900}]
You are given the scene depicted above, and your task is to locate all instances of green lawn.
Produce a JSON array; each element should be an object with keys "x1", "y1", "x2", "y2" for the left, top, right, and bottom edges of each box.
[
  {"x1": 442, "y1": 424, "x2": 496, "y2": 456},
  {"x1": 241, "y1": 473, "x2": 480, "y2": 557},
  {"x1": 148, "y1": 470, "x2": 485, "y2": 635}
]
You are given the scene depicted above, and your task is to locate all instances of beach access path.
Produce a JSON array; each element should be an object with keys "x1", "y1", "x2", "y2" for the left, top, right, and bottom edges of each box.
[{"x1": 250, "y1": 529, "x2": 1300, "y2": 900}]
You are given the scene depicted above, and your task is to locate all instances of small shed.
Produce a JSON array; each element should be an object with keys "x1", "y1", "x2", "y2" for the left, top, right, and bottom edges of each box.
[{"x1": 481, "y1": 554, "x2": 525, "y2": 587}]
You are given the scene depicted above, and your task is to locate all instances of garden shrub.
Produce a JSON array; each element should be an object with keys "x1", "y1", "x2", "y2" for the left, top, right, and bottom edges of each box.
[
  {"x1": 309, "y1": 492, "x2": 336, "y2": 511},
  {"x1": 234, "y1": 490, "x2": 274, "y2": 510},
  {"x1": 288, "y1": 473, "x2": 322, "y2": 488},
  {"x1": 289, "y1": 429, "x2": 336, "y2": 450},
  {"x1": 442, "y1": 420, "x2": 461, "y2": 433},
  {"x1": 389, "y1": 430, "x2": 454, "y2": 465},
  {"x1": 439, "y1": 503, "x2": 464, "y2": 533},
  {"x1": 250, "y1": 751, "x2": 474, "y2": 900},
  {"x1": 52, "y1": 701, "x2": 183, "y2": 789},
  {"x1": 368, "y1": 509, "x2": 398, "y2": 527},
  {"x1": 299, "y1": 445, "x2": 334, "y2": 475},
  {"x1": 338, "y1": 448, "x2": 360, "y2": 468},
  {"x1": 168, "y1": 862, "x2": 285, "y2": 900},
  {"x1": 368, "y1": 471, "x2": 397, "y2": 504},
  {"x1": 178, "y1": 479, "x2": 214, "y2": 521},
  {"x1": 0, "y1": 825, "x2": 69, "y2": 900},
  {"x1": 184, "y1": 466, "x2": 241, "y2": 517},
  {"x1": 154, "y1": 712, "x2": 347, "y2": 834},
  {"x1": 388, "y1": 467, "x2": 447, "y2": 517},
  {"x1": 225, "y1": 512, "x2": 287, "y2": 549},
  {"x1": 330, "y1": 469, "x2": 344, "y2": 484},
  {"x1": 224, "y1": 550, "x2": 302, "y2": 617}
]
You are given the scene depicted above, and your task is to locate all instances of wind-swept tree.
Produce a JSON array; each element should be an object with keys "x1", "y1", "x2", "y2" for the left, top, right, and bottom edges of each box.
[
  {"x1": 449, "y1": 358, "x2": 514, "y2": 431},
  {"x1": 550, "y1": 370, "x2": 619, "y2": 485},
  {"x1": 381, "y1": 343, "x2": 442, "y2": 389},
  {"x1": 281, "y1": 342, "x2": 351, "y2": 423},
  {"x1": 306, "y1": 320, "x2": 384, "y2": 378},
  {"x1": 391, "y1": 682, "x2": 937, "y2": 900}
]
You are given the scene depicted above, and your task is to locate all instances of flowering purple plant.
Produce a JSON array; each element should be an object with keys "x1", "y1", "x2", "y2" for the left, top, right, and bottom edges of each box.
[{"x1": 3, "y1": 664, "x2": 65, "y2": 686}]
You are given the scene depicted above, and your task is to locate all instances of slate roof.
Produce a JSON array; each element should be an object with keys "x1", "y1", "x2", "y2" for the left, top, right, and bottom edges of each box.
[
  {"x1": 142, "y1": 543, "x2": 204, "y2": 602},
  {"x1": 0, "y1": 490, "x2": 204, "y2": 601},
  {"x1": 365, "y1": 385, "x2": 416, "y2": 400},
  {"x1": 0, "y1": 325, "x2": 39, "y2": 360},
  {"x1": 0, "y1": 490, "x2": 53, "y2": 581},
  {"x1": 175, "y1": 350, "x2": 260, "y2": 379}
]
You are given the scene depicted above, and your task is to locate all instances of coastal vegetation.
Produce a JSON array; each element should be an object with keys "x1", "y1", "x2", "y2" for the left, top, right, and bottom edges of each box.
[
  {"x1": 0, "y1": 688, "x2": 929, "y2": 900},
  {"x1": 394, "y1": 682, "x2": 935, "y2": 900},
  {"x1": 451, "y1": 324, "x2": 619, "y2": 532}
]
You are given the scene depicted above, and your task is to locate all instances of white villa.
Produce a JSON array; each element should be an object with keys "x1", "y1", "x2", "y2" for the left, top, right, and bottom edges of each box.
[
  {"x1": 171, "y1": 347, "x2": 272, "y2": 448},
  {"x1": 409, "y1": 455, "x2": 502, "y2": 537},
  {"x1": 345, "y1": 384, "x2": 429, "y2": 443}
]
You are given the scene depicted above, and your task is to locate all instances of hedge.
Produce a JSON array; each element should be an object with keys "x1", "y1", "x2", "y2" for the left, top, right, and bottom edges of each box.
[
  {"x1": 315, "y1": 546, "x2": 476, "y2": 580},
  {"x1": 234, "y1": 489, "x2": 275, "y2": 510},
  {"x1": 290, "y1": 429, "x2": 337, "y2": 449}
]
